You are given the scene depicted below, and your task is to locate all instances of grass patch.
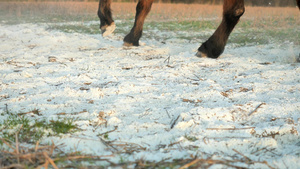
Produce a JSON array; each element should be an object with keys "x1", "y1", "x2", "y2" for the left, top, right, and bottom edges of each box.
[
  {"x1": 46, "y1": 18, "x2": 299, "y2": 46},
  {"x1": 229, "y1": 27, "x2": 300, "y2": 46},
  {"x1": 0, "y1": 109, "x2": 80, "y2": 145},
  {"x1": 146, "y1": 20, "x2": 219, "y2": 32},
  {"x1": 49, "y1": 118, "x2": 79, "y2": 134},
  {"x1": 0, "y1": 113, "x2": 43, "y2": 144},
  {"x1": 184, "y1": 135, "x2": 198, "y2": 142}
]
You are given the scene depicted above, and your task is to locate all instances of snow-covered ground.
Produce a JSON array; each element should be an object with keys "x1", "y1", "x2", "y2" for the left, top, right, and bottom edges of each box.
[{"x1": 0, "y1": 23, "x2": 299, "y2": 168}]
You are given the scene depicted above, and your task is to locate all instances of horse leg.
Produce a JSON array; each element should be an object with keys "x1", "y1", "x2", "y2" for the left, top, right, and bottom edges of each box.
[
  {"x1": 98, "y1": 0, "x2": 115, "y2": 37},
  {"x1": 124, "y1": 0, "x2": 154, "y2": 46},
  {"x1": 297, "y1": 0, "x2": 300, "y2": 9},
  {"x1": 197, "y1": 0, "x2": 245, "y2": 58}
]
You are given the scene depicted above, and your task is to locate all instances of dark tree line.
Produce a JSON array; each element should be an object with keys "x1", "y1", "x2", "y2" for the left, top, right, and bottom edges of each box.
[
  {"x1": 108, "y1": 0, "x2": 298, "y2": 7},
  {"x1": 248, "y1": 0, "x2": 298, "y2": 7},
  {"x1": 157, "y1": 0, "x2": 298, "y2": 7}
]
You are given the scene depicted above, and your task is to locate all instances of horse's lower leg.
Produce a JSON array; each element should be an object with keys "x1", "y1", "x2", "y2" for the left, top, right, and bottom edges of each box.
[
  {"x1": 197, "y1": 0, "x2": 245, "y2": 58},
  {"x1": 124, "y1": 0, "x2": 154, "y2": 46},
  {"x1": 98, "y1": 0, "x2": 115, "y2": 36}
]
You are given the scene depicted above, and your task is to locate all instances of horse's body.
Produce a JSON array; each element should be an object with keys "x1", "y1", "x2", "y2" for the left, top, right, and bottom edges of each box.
[{"x1": 98, "y1": 0, "x2": 300, "y2": 58}]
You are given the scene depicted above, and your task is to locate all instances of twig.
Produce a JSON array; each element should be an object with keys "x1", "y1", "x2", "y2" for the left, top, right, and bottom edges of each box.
[
  {"x1": 98, "y1": 126, "x2": 118, "y2": 136},
  {"x1": 206, "y1": 127, "x2": 255, "y2": 130},
  {"x1": 111, "y1": 141, "x2": 147, "y2": 151},
  {"x1": 0, "y1": 138, "x2": 15, "y2": 150},
  {"x1": 168, "y1": 141, "x2": 182, "y2": 147},
  {"x1": 43, "y1": 152, "x2": 58, "y2": 169},
  {"x1": 206, "y1": 137, "x2": 251, "y2": 139},
  {"x1": 170, "y1": 115, "x2": 180, "y2": 129},
  {"x1": 44, "y1": 159, "x2": 49, "y2": 169},
  {"x1": 16, "y1": 125, "x2": 23, "y2": 164},
  {"x1": 35, "y1": 141, "x2": 39, "y2": 152},
  {"x1": 1, "y1": 164, "x2": 24, "y2": 169},
  {"x1": 50, "y1": 140, "x2": 55, "y2": 156},
  {"x1": 179, "y1": 158, "x2": 200, "y2": 169},
  {"x1": 99, "y1": 137, "x2": 118, "y2": 152},
  {"x1": 29, "y1": 144, "x2": 58, "y2": 151},
  {"x1": 248, "y1": 103, "x2": 266, "y2": 116},
  {"x1": 251, "y1": 146, "x2": 269, "y2": 155},
  {"x1": 179, "y1": 158, "x2": 244, "y2": 169},
  {"x1": 65, "y1": 155, "x2": 114, "y2": 160},
  {"x1": 233, "y1": 149, "x2": 251, "y2": 163},
  {"x1": 18, "y1": 153, "x2": 41, "y2": 159},
  {"x1": 5, "y1": 103, "x2": 9, "y2": 113},
  {"x1": 165, "y1": 109, "x2": 171, "y2": 119},
  {"x1": 193, "y1": 74, "x2": 203, "y2": 81},
  {"x1": 262, "y1": 161, "x2": 276, "y2": 169},
  {"x1": 233, "y1": 149, "x2": 275, "y2": 169},
  {"x1": 2, "y1": 150, "x2": 18, "y2": 155},
  {"x1": 164, "y1": 55, "x2": 171, "y2": 65}
]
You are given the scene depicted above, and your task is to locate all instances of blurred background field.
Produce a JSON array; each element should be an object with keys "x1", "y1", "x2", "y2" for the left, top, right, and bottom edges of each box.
[{"x1": 0, "y1": 1, "x2": 299, "y2": 47}]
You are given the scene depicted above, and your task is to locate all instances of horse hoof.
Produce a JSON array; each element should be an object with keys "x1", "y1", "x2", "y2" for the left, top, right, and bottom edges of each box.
[
  {"x1": 123, "y1": 42, "x2": 133, "y2": 47},
  {"x1": 195, "y1": 51, "x2": 207, "y2": 58},
  {"x1": 101, "y1": 22, "x2": 116, "y2": 37}
]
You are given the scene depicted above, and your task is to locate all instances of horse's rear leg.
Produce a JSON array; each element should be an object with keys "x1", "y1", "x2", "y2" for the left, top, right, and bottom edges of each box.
[
  {"x1": 197, "y1": 0, "x2": 245, "y2": 58},
  {"x1": 124, "y1": 0, "x2": 154, "y2": 46},
  {"x1": 98, "y1": 0, "x2": 115, "y2": 36}
]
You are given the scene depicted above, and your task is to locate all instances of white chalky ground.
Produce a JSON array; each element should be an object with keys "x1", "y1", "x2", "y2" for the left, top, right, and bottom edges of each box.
[{"x1": 0, "y1": 23, "x2": 299, "y2": 168}]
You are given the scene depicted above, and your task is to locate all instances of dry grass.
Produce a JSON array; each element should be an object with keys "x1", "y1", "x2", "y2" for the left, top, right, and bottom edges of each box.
[
  {"x1": 1, "y1": 135, "x2": 275, "y2": 168},
  {"x1": 0, "y1": 1, "x2": 99, "y2": 23},
  {"x1": 0, "y1": 137, "x2": 114, "y2": 168},
  {"x1": 1, "y1": 1, "x2": 97, "y2": 16}
]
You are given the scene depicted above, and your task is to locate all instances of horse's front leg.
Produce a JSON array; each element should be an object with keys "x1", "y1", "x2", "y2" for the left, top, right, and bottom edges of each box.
[
  {"x1": 124, "y1": 0, "x2": 154, "y2": 46},
  {"x1": 197, "y1": 0, "x2": 245, "y2": 58},
  {"x1": 98, "y1": 0, "x2": 115, "y2": 36}
]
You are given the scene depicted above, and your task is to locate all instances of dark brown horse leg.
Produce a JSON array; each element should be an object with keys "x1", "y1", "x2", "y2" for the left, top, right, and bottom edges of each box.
[
  {"x1": 124, "y1": 0, "x2": 154, "y2": 46},
  {"x1": 297, "y1": 0, "x2": 300, "y2": 9},
  {"x1": 98, "y1": 0, "x2": 115, "y2": 36},
  {"x1": 197, "y1": 0, "x2": 245, "y2": 58}
]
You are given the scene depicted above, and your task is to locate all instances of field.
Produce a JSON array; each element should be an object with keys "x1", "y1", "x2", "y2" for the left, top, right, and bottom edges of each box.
[{"x1": 0, "y1": 1, "x2": 300, "y2": 168}]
